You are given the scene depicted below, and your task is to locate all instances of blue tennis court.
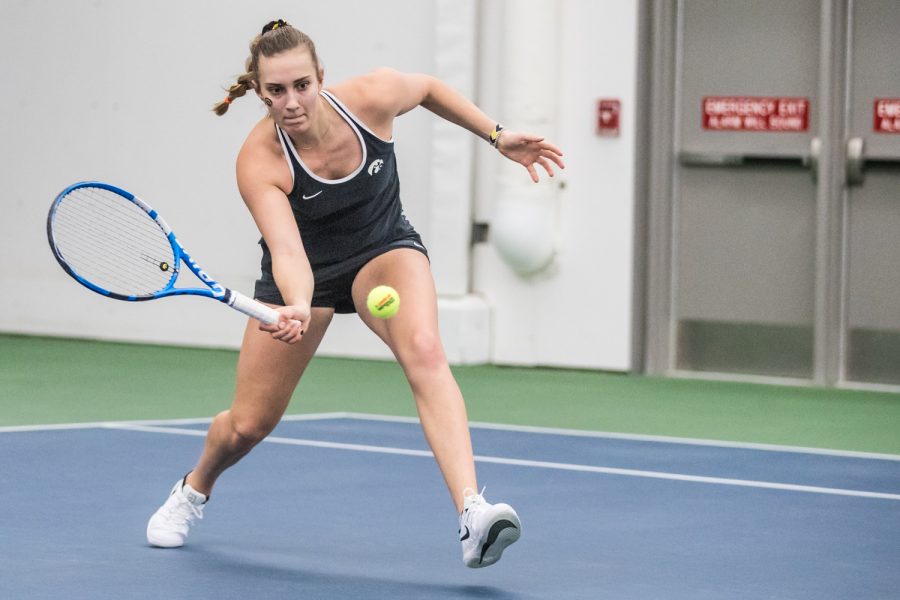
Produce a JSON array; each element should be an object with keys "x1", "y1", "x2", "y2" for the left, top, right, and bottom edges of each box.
[{"x1": 1, "y1": 413, "x2": 898, "y2": 599}]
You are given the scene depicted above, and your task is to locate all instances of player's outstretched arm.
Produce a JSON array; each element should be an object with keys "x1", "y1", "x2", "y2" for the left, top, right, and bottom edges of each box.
[{"x1": 357, "y1": 68, "x2": 565, "y2": 182}]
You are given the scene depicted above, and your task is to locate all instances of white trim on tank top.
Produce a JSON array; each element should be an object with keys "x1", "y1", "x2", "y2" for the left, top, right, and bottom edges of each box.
[
  {"x1": 278, "y1": 92, "x2": 367, "y2": 185},
  {"x1": 321, "y1": 90, "x2": 394, "y2": 144}
]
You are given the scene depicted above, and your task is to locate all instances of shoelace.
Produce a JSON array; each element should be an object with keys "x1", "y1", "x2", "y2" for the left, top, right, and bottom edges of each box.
[
  {"x1": 463, "y1": 487, "x2": 486, "y2": 505},
  {"x1": 459, "y1": 487, "x2": 488, "y2": 543},
  {"x1": 461, "y1": 487, "x2": 487, "y2": 522},
  {"x1": 163, "y1": 495, "x2": 204, "y2": 527}
]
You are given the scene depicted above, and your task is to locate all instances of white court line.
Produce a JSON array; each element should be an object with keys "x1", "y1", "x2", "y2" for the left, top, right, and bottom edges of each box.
[
  {"x1": 103, "y1": 422, "x2": 900, "y2": 502},
  {"x1": 4, "y1": 410, "x2": 900, "y2": 462},
  {"x1": 0, "y1": 412, "x2": 346, "y2": 434},
  {"x1": 287, "y1": 412, "x2": 900, "y2": 462}
]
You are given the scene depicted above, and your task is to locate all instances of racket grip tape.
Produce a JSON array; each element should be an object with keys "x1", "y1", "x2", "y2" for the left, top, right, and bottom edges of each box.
[{"x1": 227, "y1": 290, "x2": 280, "y2": 325}]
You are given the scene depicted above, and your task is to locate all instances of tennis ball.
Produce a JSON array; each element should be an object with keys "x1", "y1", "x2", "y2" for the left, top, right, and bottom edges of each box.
[{"x1": 367, "y1": 285, "x2": 400, "y2": 319}]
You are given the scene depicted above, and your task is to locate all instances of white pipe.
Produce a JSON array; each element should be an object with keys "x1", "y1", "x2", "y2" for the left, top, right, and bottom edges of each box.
[{"x1": 490, "y1": 0, "x2": 561, "y2": 276}]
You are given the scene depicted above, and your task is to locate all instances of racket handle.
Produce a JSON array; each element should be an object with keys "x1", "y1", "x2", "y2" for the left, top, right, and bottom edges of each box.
[{"x1": 227, "y1": 290, "x2": 280, "y2": 325}]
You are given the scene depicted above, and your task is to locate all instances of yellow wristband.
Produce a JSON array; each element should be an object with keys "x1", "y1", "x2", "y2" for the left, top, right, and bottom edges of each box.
[{"x1": 489, "y1": 124, "x2": 504, "y2": 147}]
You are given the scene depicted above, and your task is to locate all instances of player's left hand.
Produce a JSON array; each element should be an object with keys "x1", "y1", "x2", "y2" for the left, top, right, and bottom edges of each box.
[{"x1": 497, "y1": 131, "x2": 565, "y2": 183}]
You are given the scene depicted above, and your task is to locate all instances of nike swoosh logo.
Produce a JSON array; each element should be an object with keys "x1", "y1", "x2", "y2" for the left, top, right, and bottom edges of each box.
[
  {"x1": 302, "y1": 191, "x2": 323, "y2": 200},
  {"x1": 459, "y1": 526, "x2": 470, "y2": 541}
]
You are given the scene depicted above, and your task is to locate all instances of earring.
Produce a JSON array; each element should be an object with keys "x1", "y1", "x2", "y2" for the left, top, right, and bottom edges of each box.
[{"x1": 263, "y1": 97, "x2": 273, "y2": 107}]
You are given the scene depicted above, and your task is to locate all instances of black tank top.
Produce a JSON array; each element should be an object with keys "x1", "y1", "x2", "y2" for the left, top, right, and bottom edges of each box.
[{"x1": 260, "y1": 90, "x2": 420, "y2": 277}]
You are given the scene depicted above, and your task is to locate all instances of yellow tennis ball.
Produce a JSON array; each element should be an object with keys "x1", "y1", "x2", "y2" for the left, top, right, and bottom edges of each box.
[{"x1": 367, "y1": 285, "x2": 400, "y2": 319}]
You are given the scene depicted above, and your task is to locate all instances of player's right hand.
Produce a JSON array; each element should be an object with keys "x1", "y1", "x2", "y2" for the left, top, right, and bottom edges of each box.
[{"x1": 261, "y1": 304, "x2": 310, "y2": 344}]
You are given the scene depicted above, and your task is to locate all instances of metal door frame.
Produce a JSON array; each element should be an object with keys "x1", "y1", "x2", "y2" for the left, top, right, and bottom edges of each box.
[{"x1": 640, "y1": 0, "x2": 856, "y2": 388}]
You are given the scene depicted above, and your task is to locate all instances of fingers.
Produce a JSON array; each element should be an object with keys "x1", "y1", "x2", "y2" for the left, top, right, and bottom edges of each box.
[
  {"x1": 539, "y1": 140, "x2": 564, "y2": 157},
  {"x1": 543, "y1": 149, "x2": 566, "y2": 170},
  {"x1": 271, "y1": 317, "x2": 305, "y2": 344},
  {"x1": 503, "y1": 130, "x2": 565, "y2": 183},
  {"x1": 537, "y1": 156, "x2": 555, "y2": 178},
  {"x1": 522, "y1": 154, "x2": 560, "y2": 182},
  {"x1": 257, "y1": 307, "x2": 308, "y2": 344}
]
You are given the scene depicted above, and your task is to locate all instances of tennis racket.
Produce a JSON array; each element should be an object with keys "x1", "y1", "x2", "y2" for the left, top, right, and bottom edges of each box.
[{"x1": 47, "y1": 181, "x2": 279, "y2": 325}]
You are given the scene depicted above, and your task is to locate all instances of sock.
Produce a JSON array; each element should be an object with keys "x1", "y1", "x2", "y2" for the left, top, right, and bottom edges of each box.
[{"x1": 181, "y1": 481, "x2": 208, "y2": 505}]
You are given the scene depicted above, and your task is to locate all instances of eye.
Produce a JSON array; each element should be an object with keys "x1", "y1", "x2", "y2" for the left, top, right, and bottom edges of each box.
[
  {"x1": 268, "y1": 87, "x2": 283, "y2": 96},
  {"x1": 297, "y1": 81, "x2": 310, "y2": 90}
]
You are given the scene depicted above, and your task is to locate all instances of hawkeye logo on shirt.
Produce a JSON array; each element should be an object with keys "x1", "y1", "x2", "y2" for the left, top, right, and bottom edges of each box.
[{"x1": 367, "y1": 159, "x2": 384, "y2": 176}]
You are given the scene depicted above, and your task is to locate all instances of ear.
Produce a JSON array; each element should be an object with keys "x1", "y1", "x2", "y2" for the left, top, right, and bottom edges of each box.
[
  {"x1": 317, "y1": 68, "x2": 325, "y2": 85},
  {"x1": 252, "y1": 81, "x2": 271, "y2": 106}
]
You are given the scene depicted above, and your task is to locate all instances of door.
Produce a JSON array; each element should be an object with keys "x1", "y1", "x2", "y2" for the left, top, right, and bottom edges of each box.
[
  {"x1": 645, "y1": 0, "x2": 900, "y2": 387},
  {"x1": 843, "y1": 0, "x2": 900, "y2": 385}
]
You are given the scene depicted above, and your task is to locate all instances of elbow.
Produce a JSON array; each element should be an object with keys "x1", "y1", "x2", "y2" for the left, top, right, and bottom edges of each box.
[
  {"x1": 419, "y1": 75, "x2": 442, "y2": 109},
  {"x1": 270, "y1": 247, "x2": 309, "y2": 269}
]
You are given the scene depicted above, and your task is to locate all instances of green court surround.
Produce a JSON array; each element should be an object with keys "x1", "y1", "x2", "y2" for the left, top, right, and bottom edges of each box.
[{"x1": 2, "y1": 334, "x2": 898, "y2": 454}]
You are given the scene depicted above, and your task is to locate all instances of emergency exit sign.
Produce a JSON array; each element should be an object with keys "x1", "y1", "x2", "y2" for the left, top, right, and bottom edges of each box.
[
  {"x1": 703, "y1": 96, "x2": 810, "y2": 132},
  {"x1": 874, "y1": 99, "x2": 900, "y2": 133}
]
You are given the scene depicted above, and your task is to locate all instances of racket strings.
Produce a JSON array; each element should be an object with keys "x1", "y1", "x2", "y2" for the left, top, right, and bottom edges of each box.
[
  {"x1": 52, "y1": 188, "x2": 175, "y2": 292},
  {"x1": 52, "y1": 194, "x2": 171, "y2": 261},
  {"x1": 55, "y1": 191, "x2": 170, "y2": 253},
  {"x1": 52, "y1": 237, "x2": 171, "y2": 295},
  {"x1": 53, "y1": 218, "x2": 174, "y2": 295},
  {"x1": 53, "y1": 211, "x2": 174, "y2": 296},
  {"x1": 50, "y1": 187, "x2": 177, "y2": 296},
  {"x1": 54, "y1": 208, "x2": 174, "y2": 282}
]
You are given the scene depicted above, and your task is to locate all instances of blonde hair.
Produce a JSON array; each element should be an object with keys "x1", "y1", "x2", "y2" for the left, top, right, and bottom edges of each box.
[{"x1": 213, "y1": 20, "x2": 320, "y2": 116}]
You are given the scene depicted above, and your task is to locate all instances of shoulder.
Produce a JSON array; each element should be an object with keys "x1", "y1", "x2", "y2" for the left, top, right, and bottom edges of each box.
[
  {"x1": 240, "y1": 117, "x2": 281, "y2": 156},
  {"x1": 330, "y1": 68, "x2": 406, "y2": 103},
  {"x1": 237, "y1": 117, "x2": 292, "y2": 197},
  {"x1": 328, "y1": 68, "x2": 432, "y2": 120}
]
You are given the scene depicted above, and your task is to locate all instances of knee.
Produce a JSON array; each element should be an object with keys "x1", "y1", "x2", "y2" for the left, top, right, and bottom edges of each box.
[
  {"x1": 229, "y1": 414, "x2": 277, "y2": 449},
  {"x1": 398, "y1": 329, "x2": 447, "y2": 373}
]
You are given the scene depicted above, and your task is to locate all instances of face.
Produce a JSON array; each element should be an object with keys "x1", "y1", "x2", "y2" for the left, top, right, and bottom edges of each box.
[{"x1": 256, "y1": 47, "x2": 323, "y2": 133}]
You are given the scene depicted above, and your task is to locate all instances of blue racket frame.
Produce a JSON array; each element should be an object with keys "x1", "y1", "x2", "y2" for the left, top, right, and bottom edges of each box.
[
  {"x1": 47, "y1": 181, "x2": 279, "y2": 325},
  {"x1": 47, "y1": 181, "x2": 227, "y2": 303}
]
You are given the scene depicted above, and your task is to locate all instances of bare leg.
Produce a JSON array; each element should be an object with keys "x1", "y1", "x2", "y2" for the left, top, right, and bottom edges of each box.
[
  {"x1": 352, "y1": 249, "x2": 477, "y2": 512},
  {"x1": 186, "y1": 307, "x2": 334, "y2": 495}
]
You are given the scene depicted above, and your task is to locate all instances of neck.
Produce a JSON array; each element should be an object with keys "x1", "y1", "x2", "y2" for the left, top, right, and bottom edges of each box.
[{"x1": 296, "y1": 95, "x2": 332, "y2": 150}]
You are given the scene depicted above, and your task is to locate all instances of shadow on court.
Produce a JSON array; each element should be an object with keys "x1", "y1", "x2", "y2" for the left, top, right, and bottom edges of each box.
[{"x1": 179, "y1": 545, "x2": 521, "y2": 599}]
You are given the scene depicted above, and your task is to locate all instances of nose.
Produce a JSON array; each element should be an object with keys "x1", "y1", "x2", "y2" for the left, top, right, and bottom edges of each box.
[{"x1": 284, "y1": 88, "x2": 301, "y2": 111}]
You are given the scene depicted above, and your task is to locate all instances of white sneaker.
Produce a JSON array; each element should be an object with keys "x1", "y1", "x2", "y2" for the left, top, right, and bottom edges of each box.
[
  {"x1": 458, "y1": 488, "x2": 521, "y2": 568},
  {"x1": 146, "y1": 476, "x2": 207, "y2": 548}
]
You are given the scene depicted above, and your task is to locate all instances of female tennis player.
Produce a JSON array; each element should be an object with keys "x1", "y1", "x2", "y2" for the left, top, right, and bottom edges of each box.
[{"x1": 147, "y1": 19, "x2": 564, "y2": 568}]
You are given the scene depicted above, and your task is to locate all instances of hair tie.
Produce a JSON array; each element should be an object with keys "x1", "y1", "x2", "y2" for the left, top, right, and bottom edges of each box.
[
  {"x1": 223, "y1": 97, "x2": 233, "y2": 105},
  {"x1": 262, "y1": 19, "x2": 288, "y2": 34}
]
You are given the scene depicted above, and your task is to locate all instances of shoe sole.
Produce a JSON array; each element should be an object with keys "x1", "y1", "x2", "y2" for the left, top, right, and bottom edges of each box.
[
  {"x1": 146, "y1": 523, "x2": 185, "y2": 548},
  {"x1": 470, "y1": 514, "x2": 522, "y2": 568},
  {"x1": 147, "y1": 537, "x2": 184, "y2": 548}
]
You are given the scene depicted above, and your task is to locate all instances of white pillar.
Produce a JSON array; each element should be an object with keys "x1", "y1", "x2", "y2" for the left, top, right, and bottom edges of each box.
[{"x1": 490, "y1": 0, "x2": 561, "y2": 276}]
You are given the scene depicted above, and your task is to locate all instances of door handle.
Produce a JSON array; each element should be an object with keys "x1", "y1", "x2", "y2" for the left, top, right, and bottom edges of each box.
[
  {"x1": 805, "y1": 137, "x2": 821, "y2": 182},
  {"x1": 847, "y1": 137, "x2": 865, "y2": 186},
  {"x1": 678, "y1": 151, "x2": 808, "y2": 167},
  {"x1": 845, "y1": 136, "x2": 900, "y2": 186},
  {"x1": 679, "y1": 138, "x2": 820, "y2": 173}
]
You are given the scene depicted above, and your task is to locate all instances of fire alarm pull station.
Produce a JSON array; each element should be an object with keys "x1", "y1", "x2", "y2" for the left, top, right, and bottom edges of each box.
[{"x1": 597, "y1": 99, "x2": 620, "y2": 137}]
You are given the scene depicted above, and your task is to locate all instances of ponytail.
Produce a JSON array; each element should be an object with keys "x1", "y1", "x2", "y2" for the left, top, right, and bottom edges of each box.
[{"x1": 212, "y1": 72, "x2": 254, "y2": 116}]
